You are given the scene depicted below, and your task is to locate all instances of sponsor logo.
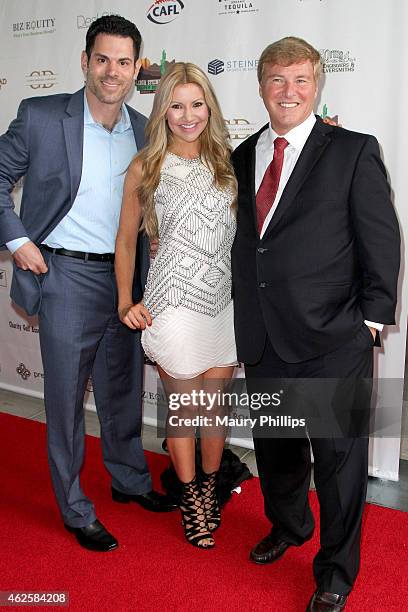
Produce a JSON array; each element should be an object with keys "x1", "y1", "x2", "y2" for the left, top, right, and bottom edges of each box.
[
  {"x1": 12, "y1": 18, "x2": 56, "y2": 38},
  {"x1": 208, "y1": 59, "x2": 224, "y2": 75},
  {"x1": 26, "y1": 69, "x2": 57, "y2": 89},
  {"x1": 225, "y1": 118, "x2": 257, "y2": 141},
  {"x1": 142, "y1": 390, "x2": 166, "y2": 402},
  {"x1": 147, "y1": 0, "x2": 185, "y2": 25},
  {"x1": 0, "y1": 78, "x2": 7, "y2": 91},
  {"x1": 208, "y1": 56, "x2": 258, "y2": 74},
  {"x1": 9, "y1": 320, "x2": 39, "y2": 333},
  {"x1": 136, "y1": 50, "x2": 177, "y2": 94},
  {"x1": 0, "y1": 269, "x2": 7, "y2": 288},
  {"x1": 320, "y1": 104, "x2": 339, "y2": 126},
  {"x1": 16, "y1": 363, "x2": 31, "y2": 380},
  {"x1": 76, "y1": 11, "x2": 113, "y2": 29},
  {"x1": 217, "y1": 1, "x2": 259, "y2": 16},
  {"x1": 320, "y1": 49, "x2": 356, "y2": 73}
]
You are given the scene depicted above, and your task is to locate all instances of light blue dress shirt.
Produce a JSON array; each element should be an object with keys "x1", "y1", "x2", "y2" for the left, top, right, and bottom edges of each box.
[{"x1": 7, "y1": 92, "x2": 137, "y2": 254}]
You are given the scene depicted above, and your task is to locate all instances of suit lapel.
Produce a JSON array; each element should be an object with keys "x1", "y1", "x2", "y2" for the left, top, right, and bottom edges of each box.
[
  {"x1": 62, "y1": 88, "x2": 84, "y2": 204},
  {"x1": 262, "y1": 117, "x2": 333, "y2": 239},
  {"x1": 128, "y1": 107, "x2": 146, "y2": 151}
]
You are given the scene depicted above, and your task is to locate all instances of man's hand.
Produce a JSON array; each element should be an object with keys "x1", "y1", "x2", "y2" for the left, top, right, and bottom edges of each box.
[
  {"x1": 13, "y1": 241, "x2": 48, "y2": 274},
  {"x1": 368, "y1": 326, "x2": 376, "y2": 341},
  {"x1": 119, "y1": 302, "x2": 152, "y2": 330}
]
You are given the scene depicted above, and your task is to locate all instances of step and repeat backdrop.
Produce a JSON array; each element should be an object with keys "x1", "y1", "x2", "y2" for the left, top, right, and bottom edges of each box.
[{"x1": 0, "y1": 0, "x2": 406, "y2": 479}]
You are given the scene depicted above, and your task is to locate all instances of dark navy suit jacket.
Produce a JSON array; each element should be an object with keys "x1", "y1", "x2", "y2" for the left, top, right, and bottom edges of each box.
[{"x1": 231, "y1": 116, "x2": 400, "y2": 364}]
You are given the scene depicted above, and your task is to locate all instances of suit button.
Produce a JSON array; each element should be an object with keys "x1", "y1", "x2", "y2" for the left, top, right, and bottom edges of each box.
[
  {"x1": 259, "y1": 282, "x2": 266, "y2": 288},
  {"x1": 257, "y1": 247, "x2": 267, "y2": 253}
]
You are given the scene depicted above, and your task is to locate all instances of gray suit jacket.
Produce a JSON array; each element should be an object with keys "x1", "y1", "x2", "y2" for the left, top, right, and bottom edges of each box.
[{"x1": 0, "y1": 88, "x2": 149, "y2": 315}]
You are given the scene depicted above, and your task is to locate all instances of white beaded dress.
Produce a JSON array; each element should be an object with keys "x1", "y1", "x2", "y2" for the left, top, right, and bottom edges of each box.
[{"x1": 141, "y1": 152, "x2": 237, "y2": 379}]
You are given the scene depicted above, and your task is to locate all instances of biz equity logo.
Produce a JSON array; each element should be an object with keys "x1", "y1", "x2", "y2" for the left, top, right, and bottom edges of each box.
[
  {"x1": 0, "y1": 78, "x2": 7, "y2": 91},
  {"x1": 12, "y1": 18, "x2": 56, "y2": 38},
  {"x1": 147, "y1": 0, "x2": 185, "y2": 25},
  {"x1": 26, "y1": 70, "x2": 57, "y2": 89},
  {"x1": 17, "y1": 363, "x2": 31, "y2": 381}
]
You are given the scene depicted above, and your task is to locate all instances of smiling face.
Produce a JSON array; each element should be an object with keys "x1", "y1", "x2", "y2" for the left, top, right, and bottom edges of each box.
[
  {"x1": 259, "y1": 60, "x2": 318, "y2": 135},
  {"x1": 81, "y1": 33, "x2": 140, "y2": 106},
  {"x1": 165, "y1": 83, "x2": 209, "y2": 152}
]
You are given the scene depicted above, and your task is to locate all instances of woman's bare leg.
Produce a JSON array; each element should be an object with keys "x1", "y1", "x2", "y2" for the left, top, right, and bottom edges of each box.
[
  {"x1": 157, "y1": 365, "x2": 214, "y2": 548},
  {"x1": 200, "y1": 366, "x2": 235, "y2": 473}
]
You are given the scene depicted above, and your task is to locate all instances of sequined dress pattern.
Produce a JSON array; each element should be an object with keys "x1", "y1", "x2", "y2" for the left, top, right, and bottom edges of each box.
[{"x1": 141, "y1": 152, "x2": 237, "y2": 379}]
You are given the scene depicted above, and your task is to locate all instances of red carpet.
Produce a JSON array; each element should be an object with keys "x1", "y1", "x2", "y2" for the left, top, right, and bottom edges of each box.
[{"x1": 0, "y1": 412, "x2": 407, "y2": 611}]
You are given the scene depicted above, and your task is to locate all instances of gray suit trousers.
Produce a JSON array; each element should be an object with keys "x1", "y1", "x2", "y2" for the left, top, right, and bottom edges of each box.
[{"x1": 37, "y1": 250, "x2": 152, "y2": 527}]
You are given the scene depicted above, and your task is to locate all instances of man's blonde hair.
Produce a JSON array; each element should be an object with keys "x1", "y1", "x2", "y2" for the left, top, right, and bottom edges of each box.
[{"x1": 257, "y1": 36, "x2": 322, "y2": 83}]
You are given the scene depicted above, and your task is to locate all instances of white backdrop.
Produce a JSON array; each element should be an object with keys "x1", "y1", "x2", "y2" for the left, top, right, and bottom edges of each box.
[{"x1": 0, "y1": 0, "x2": 406, "y2": 480}]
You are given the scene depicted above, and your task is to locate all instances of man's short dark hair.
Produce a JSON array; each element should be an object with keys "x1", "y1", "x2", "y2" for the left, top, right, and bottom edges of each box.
[{"x1": 85, "y1": 14, "x2": 142, "y2": 61}]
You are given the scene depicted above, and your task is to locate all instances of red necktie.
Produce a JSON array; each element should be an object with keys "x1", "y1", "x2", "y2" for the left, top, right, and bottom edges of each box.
[{"x1": 256, "y1": 137, "x2": 289, "y2": 233}]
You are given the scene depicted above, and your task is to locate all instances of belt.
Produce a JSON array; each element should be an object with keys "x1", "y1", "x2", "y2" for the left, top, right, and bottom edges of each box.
[{"x1": 42, "y1": 245, "x2": 114, "y2": 263}]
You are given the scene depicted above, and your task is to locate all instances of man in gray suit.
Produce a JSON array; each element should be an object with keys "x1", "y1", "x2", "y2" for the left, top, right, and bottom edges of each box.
[{"x1": 0, "y1": 15, "x2": 176, "y2": 552}]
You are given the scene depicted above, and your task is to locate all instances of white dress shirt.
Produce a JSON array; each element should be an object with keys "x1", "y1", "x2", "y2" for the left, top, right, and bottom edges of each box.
[{"x1": 255, "y1": 112, "x2": 382, "y2": 332}]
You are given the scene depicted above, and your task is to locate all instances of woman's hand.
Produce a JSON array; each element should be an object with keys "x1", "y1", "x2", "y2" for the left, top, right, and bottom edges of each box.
[{"x1": 119, "y1": 302, "x2": 152, "y2": 330}]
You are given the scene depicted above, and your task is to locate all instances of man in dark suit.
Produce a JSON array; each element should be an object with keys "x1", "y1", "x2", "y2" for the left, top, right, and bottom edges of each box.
[
  {"x1": 0, "y1": 15, "x2": 176, "y2": 553},
  {"x1": 231, "y1": 37, "x2": 400, "y2": 611}
]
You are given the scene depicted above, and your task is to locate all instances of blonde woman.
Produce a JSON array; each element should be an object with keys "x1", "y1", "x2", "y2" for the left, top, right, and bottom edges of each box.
[{"x1": 115, "y1": 63, "x2": 237, "y2": 549}]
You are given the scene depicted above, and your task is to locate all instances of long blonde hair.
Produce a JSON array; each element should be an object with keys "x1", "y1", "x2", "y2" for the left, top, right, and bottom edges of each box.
[{"x1": 137, "y1": 62, "x2": 237, "y2": 238}]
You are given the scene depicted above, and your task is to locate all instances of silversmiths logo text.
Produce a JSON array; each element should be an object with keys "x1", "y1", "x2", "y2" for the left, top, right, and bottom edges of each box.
[{"x1": 320, "y1": 49, "x2": 356, "y2": 73}]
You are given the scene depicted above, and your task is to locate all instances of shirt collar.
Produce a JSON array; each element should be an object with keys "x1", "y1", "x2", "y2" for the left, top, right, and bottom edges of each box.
[
  {"x1": 83, "y1": 90, "x2": 131, "y2": 133},
  {"x1": 266, "y1": 112, "x2": 316, "y2": 151}
]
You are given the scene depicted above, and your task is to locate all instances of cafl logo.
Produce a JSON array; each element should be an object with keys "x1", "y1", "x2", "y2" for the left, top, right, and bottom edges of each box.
[{"x1": 147, "y1": 0, "x2": 185, "y2": 25}]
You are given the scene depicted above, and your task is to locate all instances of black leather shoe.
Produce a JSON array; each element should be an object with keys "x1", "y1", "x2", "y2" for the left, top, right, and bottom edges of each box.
[
  {"x1": 250, "y1": 532, "x2": 291, "y2": 564},
  {"x1": 112, "y1": 487, "x2": 178, "y2": 512},
  {"x1": 306, "y1": 590, "x2": 348, "y2": 611},
  {"x1": 64, "y1": 519, "x2": 118, "y2": 552}
]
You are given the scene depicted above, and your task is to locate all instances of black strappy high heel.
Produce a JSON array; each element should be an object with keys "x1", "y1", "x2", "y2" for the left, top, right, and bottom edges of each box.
[
  {"x1": 200, "y1": 470, "x2": 221, "y2": 533},
  {"x1": 179, "y1": 476, "x2": 215, "y2": 548}
]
